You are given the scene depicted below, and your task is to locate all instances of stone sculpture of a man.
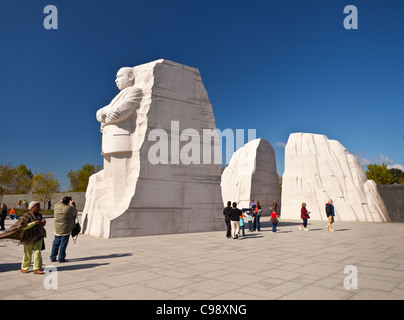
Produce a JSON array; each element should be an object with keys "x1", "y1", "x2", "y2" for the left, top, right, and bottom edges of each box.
[
  {"x1": 82, "y1": 59, "x2": 225, "y2": 238},
  {"x1": 96, "y1": 67, "x2": 143, "y2": 155}
]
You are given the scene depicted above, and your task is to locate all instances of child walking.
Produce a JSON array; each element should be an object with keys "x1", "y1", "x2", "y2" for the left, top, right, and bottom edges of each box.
[
  {"x1": 239, "y1": 211, "x2": 246, "y2": 236},
  {"x1": 270, "y1": 209, "x2": 279, "y2": 233}
]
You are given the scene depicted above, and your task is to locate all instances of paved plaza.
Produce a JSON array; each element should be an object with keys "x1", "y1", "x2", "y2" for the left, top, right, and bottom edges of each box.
[{"x1": 1, "y1": 215, "x2": 404, "y2": 300}]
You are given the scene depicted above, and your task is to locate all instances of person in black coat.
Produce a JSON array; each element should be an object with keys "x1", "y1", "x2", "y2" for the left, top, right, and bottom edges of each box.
[
  {"x1": 0, "y1": 204, "x2": 7, "y2": 231},
  {"x1": 223, "y1": 201, "x2": 232, "y2": 238},
  {"x1": 230, "y1": 202, "x2": 242, "y2": 239}
]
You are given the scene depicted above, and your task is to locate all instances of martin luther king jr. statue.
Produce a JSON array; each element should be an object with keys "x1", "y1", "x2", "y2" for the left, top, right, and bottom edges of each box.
[
  {"x1": 96, "y1": 67, "x2": 143, "y2": 155},
  {"x1": 82, "y1": 67, "x2": 144, "y2": 238},
  {"x1": 82, "y1": 59, "x2": 224, "y2": 238}
]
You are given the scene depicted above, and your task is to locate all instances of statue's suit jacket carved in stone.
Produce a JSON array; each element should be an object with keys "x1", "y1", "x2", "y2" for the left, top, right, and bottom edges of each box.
[{"x1": 96, "y1": 86, "x2": 143, "y2": 155}]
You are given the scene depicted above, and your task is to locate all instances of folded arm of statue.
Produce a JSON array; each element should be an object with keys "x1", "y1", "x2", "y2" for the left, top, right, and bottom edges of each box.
[
  {"x1": 96, "y1": 107, "x2": 108, "y2": 123},
  {"x1": 105, "y1": 88, "x2": 143, "y2": 125}
]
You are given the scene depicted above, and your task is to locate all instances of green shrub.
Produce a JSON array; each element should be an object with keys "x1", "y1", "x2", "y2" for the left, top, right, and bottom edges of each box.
[{"x1": 15, "y1": 209, "x2": 54, "y2": 217}]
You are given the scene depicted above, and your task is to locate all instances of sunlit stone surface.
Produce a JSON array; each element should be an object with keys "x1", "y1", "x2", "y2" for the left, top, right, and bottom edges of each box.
[{"x1": 281, "y1": 132, "x2": 390, "y2": 222}]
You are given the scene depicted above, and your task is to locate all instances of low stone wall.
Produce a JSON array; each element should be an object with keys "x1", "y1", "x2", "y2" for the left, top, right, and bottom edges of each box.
[
  {"x1": 2, "y1": 185, "x2": 403, "y2": 222},
  {"x1": 1, "y1": 192, "x2": 86, "y2": 211},
  {"x1": 377, "y1": 185, "x2": 404, "y2": 222}
]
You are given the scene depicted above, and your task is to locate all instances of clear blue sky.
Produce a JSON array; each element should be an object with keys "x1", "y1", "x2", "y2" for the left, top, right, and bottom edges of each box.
[{"x1": 1, "y1": 0, "x2": 403, "y2": 191}]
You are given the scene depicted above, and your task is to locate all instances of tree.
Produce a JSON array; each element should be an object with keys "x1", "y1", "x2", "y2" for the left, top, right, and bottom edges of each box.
[
  {"x1": 389, "y1": 168, "x2": 404, "y2": 184},
  {"x1": 67, "y1": 169, "x2": 79, "y2": 192},
  {"x1": 32, "y1": 172, "x2": 60, "y2": 208},
  {"x1": 67, "y1": 163, "x2": 101, "y2": 192},
  {"x1": 366, "y1": 163, "x2": 394, "y2": 185},
  {"x1": 0, "y1": 164, "x2": 14, "y2": 195},
  {"x1": 0, "y1": 163, "x2": 33, "y2": 194},
  {"x1": 13, "y1": 164, "x2": 33, "y2": 194}
]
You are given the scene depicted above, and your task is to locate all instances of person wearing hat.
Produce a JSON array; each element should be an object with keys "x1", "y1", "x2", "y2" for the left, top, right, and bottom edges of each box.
[
  {"x1": 0, "y1": 200, "x2": 47, "y2": 274},
  {"x1": 21, "y1": 201, "x2": 47, "y2": 274}
]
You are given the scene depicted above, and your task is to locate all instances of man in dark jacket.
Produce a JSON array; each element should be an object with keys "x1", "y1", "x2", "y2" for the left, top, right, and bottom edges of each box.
[
  {"x1": 0, "y1": 203, "x2": 7, "y2": 231},
  {"x1": 325, "y1": 199, "x2": 335, "y2": 231},
  {"x1": 223, "y1": 201, "x2": 232, "y2": 238},
  {"x1": 230, "y1": 202, "x2": 242, "y2": 239}
]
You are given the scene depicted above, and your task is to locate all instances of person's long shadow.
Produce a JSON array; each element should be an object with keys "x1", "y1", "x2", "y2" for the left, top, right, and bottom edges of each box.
[
  {"x1": 239, "y1": 233, "x2": 264, "y2": 240},
  {"x1": 56, "y1": 262, "x2": 110, "y2": 271},
  {"x1": 0, "y1": 262, "x2": 111, "y2": 273},
  {"x1": 0, "y1": 263, "x2": 21, "y2": 273},
  {"x1": 67, "y1": 253, "x2": 132, "y2": 262},
  {"x1": 55, "y1": 253, "x2": 133, "y2": 271},
  {"x1": 260, "y1": 221, "x2": 302, "y2": 228},
  {"x1": 0, "y1": 253, "x2": 133, "y2": 273}
]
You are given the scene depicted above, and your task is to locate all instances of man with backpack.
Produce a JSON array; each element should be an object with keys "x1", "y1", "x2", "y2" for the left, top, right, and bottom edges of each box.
[{"x1": 325, "y1": 199, "x2": 335, "y2": 231}]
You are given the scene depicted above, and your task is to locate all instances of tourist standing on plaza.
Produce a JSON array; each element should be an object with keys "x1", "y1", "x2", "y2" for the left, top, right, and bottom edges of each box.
[
  {"x1": 0, "y1": 201, "x2": 47, "y2": 274},
  {"x1": 325, "y1": 199, "x2": 335, "y2": 231},
  {"x1": 230, "y1": 202, "x2": 241, "y2": 239},
  {"x1": 250, "y1": 200, "x2": 257, "y2": 231},
  {"x1": 299, "y1": 203, "x2": 310, "y2": 231},
  {"x1": 270, "y1": 209, "x2": 279, "y2": 233},
  {"x1": 21, "y1": 201, "x2": 46, "y2": 273},
  {"x1": 0, "y1": 204, "x2": 7, "y2": 231},
  {"x1": 50, "y1": 196, "x2": 77, "y2": 262},
  {"x1": 247, "y1": 209, "x2": 253, "y2": 231},
  {"x1": 254, "y1": 201, "x2": 262, "y2": 231},
  {"x1": 223, "y1": 201, "x2": 232, "y2": 238}
]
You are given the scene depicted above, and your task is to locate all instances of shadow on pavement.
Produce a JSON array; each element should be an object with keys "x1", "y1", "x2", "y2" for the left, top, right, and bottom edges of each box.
[
  {"x1": 0, "y1": 263, "x2": 21, "y2": 273},
  {"x1": 56, "y1": 262, "x2": 110, "y2": 271},
  {"x1": 67, "y1": 253, "x2": 132, "y2": 262},
  {"x1": 239, "y1": 234, "x2": 264, "y2": 240},
  {"x1": 0, "y1": 253, "x2": 132, "y2": 273}
]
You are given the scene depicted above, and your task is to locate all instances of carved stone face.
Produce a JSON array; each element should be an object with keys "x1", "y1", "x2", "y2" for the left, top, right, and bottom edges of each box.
[{"x1": 115, "y1": 68, "x2": 134, "y2": 90}]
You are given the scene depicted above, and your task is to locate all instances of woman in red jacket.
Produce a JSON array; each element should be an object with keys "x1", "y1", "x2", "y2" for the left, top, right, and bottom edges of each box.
[{"x1": 299, "y1": 203, "x2": 310, "y2": 231}]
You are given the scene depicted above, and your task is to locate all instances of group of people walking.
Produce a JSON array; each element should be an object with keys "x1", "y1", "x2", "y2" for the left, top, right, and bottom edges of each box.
[
  {"x1": 223, "y1": 199, "x2": 336, "y2": 238},
  {"x1": 0, "y1": 196, "x2": 78, "y2": 274},
  {"x1": 223, "y1": 200, "x2": 280, "y2": 239},
  {"x1": 298, "y1": 199, "x2": 335, "y2": 232}
]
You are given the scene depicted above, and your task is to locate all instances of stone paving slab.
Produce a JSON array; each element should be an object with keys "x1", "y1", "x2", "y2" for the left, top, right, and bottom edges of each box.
[{"x1": 1, "y1": 216, "x2": 404, "y2": 300}]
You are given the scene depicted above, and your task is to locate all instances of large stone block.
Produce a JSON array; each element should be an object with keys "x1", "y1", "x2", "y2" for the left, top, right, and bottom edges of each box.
[
  {"x1": 281, "y1": 132, "x2": 390, "y2": 222},
  {"x1": 82, "y1": 59, "x2": 224, "y2": 238},
  {"x1": 221, "y1": 138, "x2": 281, "y2": 214}
]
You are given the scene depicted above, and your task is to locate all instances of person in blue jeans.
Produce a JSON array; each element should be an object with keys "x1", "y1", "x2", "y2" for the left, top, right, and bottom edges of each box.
[
  {"x1": 255, "y1": 201, "x2": 262, "y2": 231},
  {"x1": 270, "y1": 210, "x2": 279, "y2": 233},
  {"x1": 50, "y1": 196, "x2": 77, "y2": 262},
  {"x1": 50, "y1": 235, "x2": 70, "y2": 262}
]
